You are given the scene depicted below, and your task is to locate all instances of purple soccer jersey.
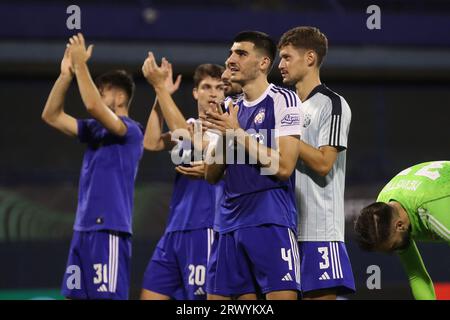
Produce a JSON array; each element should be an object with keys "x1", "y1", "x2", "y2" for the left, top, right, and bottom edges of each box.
[
  {"x1": 165, "y1": 173, "x2": 223, "y2": 232},
  {"x1": 208, "y1": 84, "x2": 303, "y2": 297},
  {"x1": 218, "y1": 84, "x2": 302, "y2": 233},
  {"x1": 74, "y1": 116, "x2": 143, "y2": 234},
  {"x1": 165, "y1": 128, "x2": 224, "y2": 232}
]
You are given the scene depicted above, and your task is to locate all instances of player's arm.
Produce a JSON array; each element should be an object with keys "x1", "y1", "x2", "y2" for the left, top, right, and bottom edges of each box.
[
  {"x1": 142, "y1": 52, "x2": 188, "y2": 133},
  {"x1": 142, "y1": 53, "x2": 210, "y2": 155},
  {"x1": 397, "y1": 240, "x2": 436, "y2": 300},
  {"x1": 143, "y1": 98, "x2": 175, "y2": 151},
  {"x1": 204, "y1": 136, "x2": 226, "y2": 184},
  {"x1": 142, "y1": 54, "x2": 181, "y2": 151},
  {"x1": 234, "y1": 127, "x2": 300, "y2": 180},
  {"x1": 301, "y1": 98, "x2": 351, "y2": 176},
  {"x1": 204, "y1": 102, "x2": 300, "y2": 181},
  {"x1": 69, "y1": 33, "x2": 127, "y2": 137},
  {"x1": 41, "y1": 47, "x2": 78, "y2": 137},
  {"x1": 298, "y1": 143, "x2": 338, "y2": 177}
]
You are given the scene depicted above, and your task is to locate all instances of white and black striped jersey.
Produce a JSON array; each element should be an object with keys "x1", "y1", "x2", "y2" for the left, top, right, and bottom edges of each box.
[{"x1": 295, "y1": 84, "x2": 351, "y2": 242}]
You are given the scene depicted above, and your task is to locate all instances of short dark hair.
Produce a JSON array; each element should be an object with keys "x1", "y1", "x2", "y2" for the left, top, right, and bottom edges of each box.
[
  {"x1": 278, "y1": 26, "x2": 328, "y2": 67},
  {"x1": 233, "y1": 31, "x2": 277, "y2": 72},
  {"x1": 95, "y1": 70, "x2": 135, "y2": 106},
  {"x1": 193, "y1": 64, "x2": 225, "y2": 88},
  {"x1": 354, "y1": 202, "x2": 394, "y2": 251}
]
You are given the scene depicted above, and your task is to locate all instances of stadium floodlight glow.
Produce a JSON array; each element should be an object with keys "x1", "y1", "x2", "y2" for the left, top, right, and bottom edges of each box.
[{"x1": 142, "y1": 7, "x2": 159, "y2": 24}]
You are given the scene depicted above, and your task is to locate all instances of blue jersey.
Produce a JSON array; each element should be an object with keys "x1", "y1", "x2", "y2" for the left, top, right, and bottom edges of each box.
[
  {"x1": 74, "y1": 117, "x2": 144, "y2": 234},
  {"x1": 166, "y1": 130, "x2": 225, "y2": 232},
  {"x1": 217, "y1": 84, "x2": 302, "y2": 233}
]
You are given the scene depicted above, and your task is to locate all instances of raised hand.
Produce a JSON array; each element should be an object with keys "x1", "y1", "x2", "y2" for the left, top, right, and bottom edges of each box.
[
  {"x1": 67, "y1": 33, "x2": 94, "y2": 69},
  {"x1": 61, "y1": 47, "x2": 74, "y2": 77},
  {"x1": 161, "y1": 58, "x2": 182, "y2": 94},
  {"x1": 142, "y1": 52, "x2": 169, "y2": 89},
  {"x1": 202, "y1": 101, "x2": 241, "y2": 135}
]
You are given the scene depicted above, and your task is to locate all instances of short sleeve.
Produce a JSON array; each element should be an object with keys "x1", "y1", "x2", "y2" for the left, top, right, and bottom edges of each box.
[
  {"x1": 77, "y1": 119, "x2": 95, "y2": 143},
  {"x1": 120, "y1": 117, "x2": 144, "y2": 144},
  {"x1": 318, "y1": 97, "x2": 351, "y2": 150},
  {"x1": 273, "y1": 90, "x2": 302, "y2": 138}
]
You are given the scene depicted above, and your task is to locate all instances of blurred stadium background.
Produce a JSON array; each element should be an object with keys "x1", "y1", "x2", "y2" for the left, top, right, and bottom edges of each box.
[{"x1": 0, "y1": 0, "x2": 449, "y2": 299}]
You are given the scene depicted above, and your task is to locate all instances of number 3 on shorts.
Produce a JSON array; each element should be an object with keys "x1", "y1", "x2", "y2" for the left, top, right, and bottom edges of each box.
[{"x1": 318, "y1": 247, "x2": 330, "y2": 270}]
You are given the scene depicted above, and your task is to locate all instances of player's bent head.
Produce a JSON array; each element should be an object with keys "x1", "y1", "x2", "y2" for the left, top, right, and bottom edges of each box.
[
  {"x1": 232, "y1": 30, "x2": 277, "y2": 74},
  {"x1": 95, "y1": 70, "x2": 135, "y2": 108},
  {"x1": 193, "y1": 64, "x2": 225, "y2": 88},
  {"x1": 278, "y1": 26, "x2": 328, "y2": 68},
  {"x1": 354, "y1": 202, "x2": 399, "y2": 253}
]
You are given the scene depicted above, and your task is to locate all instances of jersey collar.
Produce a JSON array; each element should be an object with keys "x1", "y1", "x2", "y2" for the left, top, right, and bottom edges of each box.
[
  {"x1": 304, "y1": 83, "x2": 326, "y2": 102},
  {"x1": 242, "y1": 83, "x2": 273, "y2": 107}
]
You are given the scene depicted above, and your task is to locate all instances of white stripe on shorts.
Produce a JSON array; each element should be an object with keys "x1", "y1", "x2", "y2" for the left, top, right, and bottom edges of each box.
[
  {"x1": 108, "y1": 234, "x2": 112, "y2": 292},
  {"x1": 288, "y1": 229, "x2": 301, "y2": 285},
  {"x1": 329, "y1": 242, "x2": 336, "y2": 279},
  {"x1": 335, "y1": 242, "x2": 343, "y2": 279},
  {"x1": 207, "y1": 228, "x2": 214, "y2": 263},
  {"x1": 109, "y1": 233, "x2": 119, "y2": 293}
]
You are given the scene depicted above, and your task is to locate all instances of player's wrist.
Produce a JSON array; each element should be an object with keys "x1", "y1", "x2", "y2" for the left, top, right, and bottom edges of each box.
[
  {"x1": 59, "y1": 72, "x2": 74, "y2": 81},
  {"x1": 153, "y1": 82, "x2": 167, "y2": 92},
  {"x1": 72, "y1": 61, "x2": 88, "y2": 74}
]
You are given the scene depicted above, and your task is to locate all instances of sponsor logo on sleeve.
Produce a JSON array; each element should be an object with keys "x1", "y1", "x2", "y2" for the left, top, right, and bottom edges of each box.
[{"x1": 281, "y1": 114, "x2": 300, "y2": 126}]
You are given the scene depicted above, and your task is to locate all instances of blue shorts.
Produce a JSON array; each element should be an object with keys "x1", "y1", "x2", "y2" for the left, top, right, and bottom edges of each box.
[
  {"x1": 61, "y1": 230, "x2": 131, "y2": 300},
  {"x1": 206, "y1": 225, "x2": 301, "y2": 296},
  {"x1": 299, "y1": 241, "x2": 355, "y2": 295},
  {"x1": 142, "y1": 228, "x2": 214, "y2": 300}
]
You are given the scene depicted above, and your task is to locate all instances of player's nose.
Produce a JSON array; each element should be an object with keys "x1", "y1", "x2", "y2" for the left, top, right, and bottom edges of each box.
[{"x1": 226, "y1": 55, "x2": 236, "y2": 65}]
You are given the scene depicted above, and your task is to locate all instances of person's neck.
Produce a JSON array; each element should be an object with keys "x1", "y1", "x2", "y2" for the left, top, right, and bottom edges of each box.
[
  {"x1": 242, "y1": 76, "x2": 269, "y2": 102},
  {"x1": 198, "y1": 105, "x2": 206, "y2": 118},
  {"x1": 390, "y1": 201, "x2": 411, "y2": 228},
  {"x1": 295, "y1": 70, "x2": 321, "y2": 102}
]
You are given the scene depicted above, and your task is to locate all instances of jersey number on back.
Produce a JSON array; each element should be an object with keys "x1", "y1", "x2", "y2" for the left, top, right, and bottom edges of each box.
[{"x1": 398, "y1": 161, "x2": 446, "y2": 181}]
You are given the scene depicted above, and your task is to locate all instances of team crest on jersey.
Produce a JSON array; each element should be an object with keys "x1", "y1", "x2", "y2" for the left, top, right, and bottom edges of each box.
[
  {"x1": 303, "y1": 113, "x2": 311, "y2": 128},
  {"x1": 254, "y1": 108, "x2": 265, "y2": 124}
]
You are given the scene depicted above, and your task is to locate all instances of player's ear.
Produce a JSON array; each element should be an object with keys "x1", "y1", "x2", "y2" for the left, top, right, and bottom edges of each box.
[
  {"x1": 260, "y1": 56, "x2": 271, "y2": 73},
  {"x1": 306, "y1": 50, "x2": 316, "y2": 67},
  {"x1": 395, "y1": 220, "x2": 407, "y2": 232},
  {"x1": 192, "y1": 87, "x2": 199, "y2": 101},
  {"x1": 116, "y1": 91, "x2": 125, "y2": 107}
]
